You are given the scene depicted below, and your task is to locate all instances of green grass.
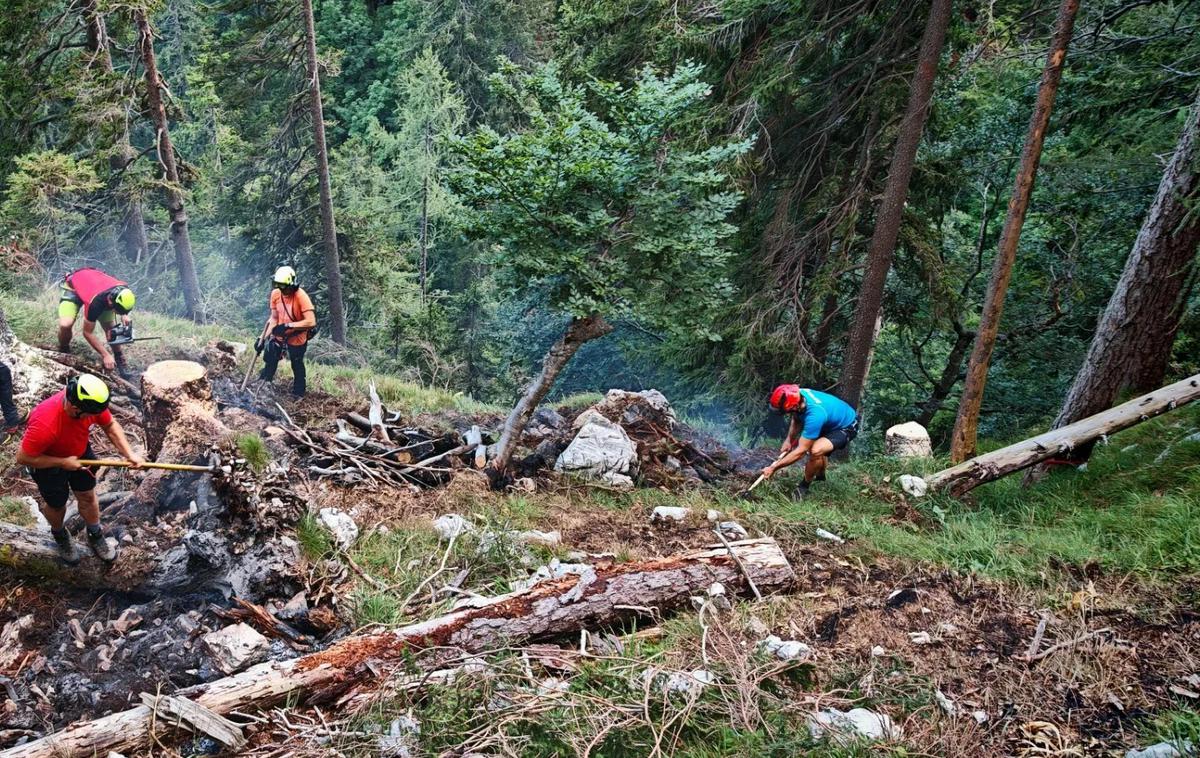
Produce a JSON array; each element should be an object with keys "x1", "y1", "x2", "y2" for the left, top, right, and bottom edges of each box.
[
  {"x1": 296, "y1": 513, "x2": 335, "y2": 560},
  {"x1": 0, "y1": 496, "x2": 35, "y2": 527},
  {"x1": 234, "y1": 432, "x2": 270, "y2": 473}
]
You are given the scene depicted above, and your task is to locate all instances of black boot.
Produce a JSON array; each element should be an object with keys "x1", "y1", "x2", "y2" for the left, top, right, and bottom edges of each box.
[
  {"x1": 52, "y1": 528, "x2": 81, "y2": 565},
  {"x1": 793, "y1": 480, "x2": 811, "y2": 499}
]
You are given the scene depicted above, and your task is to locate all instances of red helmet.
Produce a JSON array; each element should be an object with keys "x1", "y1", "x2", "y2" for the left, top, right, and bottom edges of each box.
[{"x1": 769, "y1": 384, "x2": 802, "y2": 413}]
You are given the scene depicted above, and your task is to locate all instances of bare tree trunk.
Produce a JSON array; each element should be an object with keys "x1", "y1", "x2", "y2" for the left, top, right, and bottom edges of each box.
[
  {"x1": 82, "y1": 0, "x2": 149, "y2": 264},
  {"x1": 1027, "y1": 87, "x2": 1200, "y2": 473},
  {"x1": 906, "y1": 373, "x2": 1200, "y2": 498},
  {"x1": 301, "y1": 0, "x2": 347, "y2": 345},
  {"x1": 136, "y1": 10, "x2": 204, "y2": 322},
  {"x1": 949, "y1": 0, "x2": 1080, "y2": 462},
  {"x1": 836, "y1": 0, "x2": 952, "y2": 410},
  {"x1": 489, "y1": 314, "x2": 613, "y2": 475},
  {"x1": 419, "y1": 172, "x2": 429, "y2": 307},
  {"x1": 1, "y1": 538, "x2": 794, "y2": 758},
  {"x1": 915, "y1": 322, "x2": 974, "y2": 427}
]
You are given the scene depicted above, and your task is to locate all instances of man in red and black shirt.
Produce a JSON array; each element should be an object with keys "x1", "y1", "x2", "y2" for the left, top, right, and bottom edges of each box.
[
  {"x1": 57, "y1": 267, "x2": 137, "y2": 377},
  {"x1": 16, "y1": 374, "x2": 143, "y2": 563}
]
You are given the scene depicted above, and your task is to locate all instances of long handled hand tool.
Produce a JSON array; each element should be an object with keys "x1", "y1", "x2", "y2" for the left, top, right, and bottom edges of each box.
[
  {"x1": 739, "y1": 452, "x2": 789, "y2": 498},
  {"x1": 78, "y1": 459, "x2": 215, "y2": 473},
  {"x1": 240, "y1": 324, "x2": 271, "y2": 391}
]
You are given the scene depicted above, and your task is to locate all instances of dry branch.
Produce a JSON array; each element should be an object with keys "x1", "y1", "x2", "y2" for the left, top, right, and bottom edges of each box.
[{"x1": 1, "y1": 538, "x2": 794, "y2": 758}]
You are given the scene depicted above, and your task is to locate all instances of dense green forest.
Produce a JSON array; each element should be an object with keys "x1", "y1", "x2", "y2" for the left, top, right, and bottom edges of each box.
[{"x1": 1, "y1": 0, "x2": 1197, "y2": 446}]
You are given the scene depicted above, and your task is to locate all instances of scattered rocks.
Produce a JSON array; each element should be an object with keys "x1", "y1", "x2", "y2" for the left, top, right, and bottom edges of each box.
[
  {"x1": 0, "y1": 614, "x2": 35, "y2": 668},
  {"x1": 555, "y1": 415, "x2": 638, "y2": 488},
  {"x1": 908, "y1": 631, "x2": 935, "y2": 645},
  {"x1": 885, "y1": 422, "x2": 932, "y2": 458},
  {"x1": 706, "y1": 509, "x2": 721, "y2": 522},
  {"x1": 516, "y1": 529, "x2": 562, "y2": 547},
  {"x1": 512, "y1": 559, "x2": 592, "y2": 592},
  {"x1": 651, "y1": 506, "x2": 691, "y2": 522},
  {"x1": 759, "y1": 635, "x2": 813, "y2": 662},
  {"x1": 870, "y1": 645, "x2": 887, "y2": 657},
  {"x1": 377, "y1": 714, "x2": 420, "y2": 758},
  {"x1": 595, "y1": 389, "x2": 677, "y2": 429},
  {"x1": 934, "y1": 689, "x2": 957, "y2": 716},
  {"x1": 807, "y1": 707, "x2": 900, "y2": 744},
  {"x1": 201, "y1": 623, "x2": 270, "y2": 675},
  {"x1": 972, "y1": 710, "x2": 989, "y2": 724},
  {"x1": 433, "y1": 513, "x2": 476, "y2": 540},
  {"x1": 317, "y1": 507, "x2": 358, "y2": 550}
]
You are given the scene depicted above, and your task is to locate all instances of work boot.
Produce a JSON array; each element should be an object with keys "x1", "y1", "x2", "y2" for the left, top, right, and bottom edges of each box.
[
  {"x1": 3, "y1": 411, "x2": 27, "y2": 436},
  {"x1": 86, "y1": 526, "x2": 117, "y2": 562},
  {"x1": 51, "y1": 528, "x2": 81, "y2": 566},
  {"x1": 793, "y1": 480, "x2": 811, "y2": 499}
]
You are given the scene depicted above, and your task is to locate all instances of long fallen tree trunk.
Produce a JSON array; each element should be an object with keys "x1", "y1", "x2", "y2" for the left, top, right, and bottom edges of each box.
[
  {"x1": 904, "y1": 373, "x2": 1200, "y2": 498},
  {"x1": 1, "y1": 538, "x2": 794, "y2": 758}
]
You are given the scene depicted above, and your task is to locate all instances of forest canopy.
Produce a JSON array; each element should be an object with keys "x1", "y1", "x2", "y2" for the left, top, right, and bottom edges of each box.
[{"x1": 1, "y1": 0, "x2": 1197, "y2": 446}]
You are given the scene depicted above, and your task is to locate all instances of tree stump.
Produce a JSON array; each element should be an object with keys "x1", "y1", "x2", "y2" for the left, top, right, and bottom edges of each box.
[{"x1": 141, "y1": 360, "x2": 215, "y2": 460}]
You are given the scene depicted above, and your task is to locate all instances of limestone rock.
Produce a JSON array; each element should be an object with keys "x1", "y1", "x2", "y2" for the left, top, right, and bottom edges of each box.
[
  {"x1": 651, "y1": 506, "x2": 690, "y2": 522},
  {"x1": 433, "y1": 514, "x2": 476, "y2": 540},
  {"x1": 555, "y1": 415, "x2": 637, "y2": 488},
  {"x1": 808, "y1": 707, "x2": 900, "y2": 744},
  {"x1": 318, "y1": 507, "x2": 358, "y2": 550},
  {"x1": 885, "y1": 422, "x2": 932, "y2": 458},
  {"x1": 202, "y1": 623, "x2": 270, "y2": 675},
  {"x1": 759, "y1": 635, "x2": 813, "y2": 661}
]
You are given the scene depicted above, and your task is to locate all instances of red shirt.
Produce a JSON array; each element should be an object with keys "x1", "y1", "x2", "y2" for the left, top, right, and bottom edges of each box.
[
  {"x1": 20, "y1": 391, "x2": 112, "y2": 459},
  {"x1": 66, "y1": 268, "x2": 125, "y2": 312}
]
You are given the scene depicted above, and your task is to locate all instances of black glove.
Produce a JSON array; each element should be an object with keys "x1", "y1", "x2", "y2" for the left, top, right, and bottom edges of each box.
[
  {"x1": 271, "y1": 324, "x2": 290, "y2": 338},
  {"x1": 254, "y1": 337, "x2": 265, "y2": 354}
]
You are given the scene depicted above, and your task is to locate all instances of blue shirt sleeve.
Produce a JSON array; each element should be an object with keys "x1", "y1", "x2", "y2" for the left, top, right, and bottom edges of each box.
[{"x1": 800, "y1": 408, "x2": 828, "y2": 440}]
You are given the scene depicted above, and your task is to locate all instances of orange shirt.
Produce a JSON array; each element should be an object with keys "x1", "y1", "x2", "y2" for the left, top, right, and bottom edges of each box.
[{"x1": 269, "y1": 288, "x2": 315, "y2": 346}]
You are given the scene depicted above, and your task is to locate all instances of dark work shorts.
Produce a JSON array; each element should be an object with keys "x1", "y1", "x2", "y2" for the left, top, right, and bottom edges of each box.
[
  {"x1": 28, "y1": 445, "x2": 98, "y2": 510},
  {"x1": 824, "y1": 421, "x2": 858, "y2": 451}
]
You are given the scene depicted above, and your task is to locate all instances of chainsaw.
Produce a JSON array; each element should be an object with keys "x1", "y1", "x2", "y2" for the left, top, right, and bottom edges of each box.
[{"x1": 107, "y1": 323, "x2": 161, "y2": 346}]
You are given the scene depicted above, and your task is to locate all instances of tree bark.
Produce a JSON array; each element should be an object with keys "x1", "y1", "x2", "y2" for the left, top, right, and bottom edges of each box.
[
  {"x1": 0, "y1": 538, "x2": 795, "y2": 758},
  {"x1": 906, "y1": 373, "x2": 1200, "y2": 498},
  {"x1": 915, "y1": 322, "x2": 974, "y2": 427},
  {"x1": 836, "y1": 0, "x2": 952, "y2": 410},
  {"x1": 949, "y1": 0, "x2": 1080, "y2": 462},
  {"x1": 1021, "y1": 88, "x2": 1200, "y2": 478},
  {"x1": 82, "y1": 0, "x2": 150, "y2": 265},
  {"x1": 140, "y1": 360, "x2": 216, "y2": 459},
  {"x1": 136, "y1": 10, "x2": 204, "y2": 322},
  {"x1": 301, "y1": 0, "x2": 348, "y2": 345},
  {"x1": 489, "y1": 313, "x2": 613, "y2": 474}
]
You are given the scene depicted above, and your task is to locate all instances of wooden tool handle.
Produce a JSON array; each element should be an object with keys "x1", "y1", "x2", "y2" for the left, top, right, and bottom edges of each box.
[
  {"x1": 77, "y1": 459, "x2": 214, "y2": 473},
  {"x1": 746, "y1": 474, "x2": 766, "y2": 492}
]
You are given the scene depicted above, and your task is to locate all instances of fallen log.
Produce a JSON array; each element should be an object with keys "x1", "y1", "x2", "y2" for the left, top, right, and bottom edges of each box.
[
  {"x1": 903, "y1": 373, "x2": 1200, "y2": 498},
  {"x1": 0, "y1": 538, "x2": 794, "y2": 758}
]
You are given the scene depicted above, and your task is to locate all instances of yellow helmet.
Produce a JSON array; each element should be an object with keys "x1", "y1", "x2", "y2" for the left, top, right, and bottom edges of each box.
[
  {"x1": 66, "y1": 373, "x2": 110, "y2": 414},
  {"x1": 112, "y1": 287, "x2": 136, "y2": 314},
  {"x1": 273, "y1": 266, "x2": 297, "y2": 287}
]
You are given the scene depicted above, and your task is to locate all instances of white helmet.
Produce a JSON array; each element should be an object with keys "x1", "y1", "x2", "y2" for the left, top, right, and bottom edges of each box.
[{"x1": 273, "y1": 266, "x2": 297, "y2": 287}]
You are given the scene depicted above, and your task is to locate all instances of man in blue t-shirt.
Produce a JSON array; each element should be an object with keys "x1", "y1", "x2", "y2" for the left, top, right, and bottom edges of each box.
[{"x1": 760, "y1": 384, "x2": 858, "y2": 497}]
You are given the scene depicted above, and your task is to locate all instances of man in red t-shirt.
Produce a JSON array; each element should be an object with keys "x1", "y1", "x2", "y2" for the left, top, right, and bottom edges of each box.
[
  {"x1": 254, "y1": 266, "x2": 317, "y2": 398},
  {"x1": 15, "y1": 374, "x2": 144, "y2": 564}
]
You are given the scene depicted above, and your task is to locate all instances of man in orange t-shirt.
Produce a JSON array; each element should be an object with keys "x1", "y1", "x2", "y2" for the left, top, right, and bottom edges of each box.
[{"x1": 255, "y1": 266, "x2": 317, "y2": 398}]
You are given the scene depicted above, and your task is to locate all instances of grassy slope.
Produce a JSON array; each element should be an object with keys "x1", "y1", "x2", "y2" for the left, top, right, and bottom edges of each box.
[{"x1": 6, "y1": 296, "x2": 1199, "y2": 754}]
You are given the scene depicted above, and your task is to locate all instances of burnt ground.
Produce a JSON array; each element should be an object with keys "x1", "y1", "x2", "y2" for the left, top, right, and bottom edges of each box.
[{"x1": 1, "y1": 348, "x2": 1197, "y2": 755}]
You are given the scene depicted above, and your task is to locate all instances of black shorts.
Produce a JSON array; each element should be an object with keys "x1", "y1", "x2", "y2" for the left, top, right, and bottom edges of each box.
[
  {"x1": 825, "y1": 421, "x2": 858, "y2": 451},
  {"x1": 28, "y1": 445, "x2": 98, "y2": 510}
]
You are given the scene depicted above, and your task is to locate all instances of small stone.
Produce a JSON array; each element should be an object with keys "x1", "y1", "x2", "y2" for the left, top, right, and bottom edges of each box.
[
  {"x1": 871, "y1": 645, "x2": 886, "y2": 657},
  {"x1": 908, "y1": 631, "x2": 934, "y2": 645},
  {"x1": 759, "y1": 635, "x2": 813, "y2": 662},
  {"x1": 1125, "y1": 741, "x2": 1195, "y2": 758},
  {"x1": 201, "y1": 623, "x2": 270, "y2": 675},
  {"x1": 934, "y1": 689, "x2": 956, "y2": 716},
  {"x1": 718, "y1": 521, "x2": 749, "y2": 539},
  {"x1": 815, "y1": 528, "x2": 844, "y2": 544},
  {"x1": 516, "y1": 529, "x2": 561, "y2": 547},
  {"x1": 512, "y1": 477, "x2": 537, "y2": 493},
  {"x1": 648, "y1": 669, "x2": 717, "y2": 697},
  {"x1": 317, "y1": 507, "x2": 358, "y2": 550},
  {"x1": 899, "y1": 474, "x2": 929, "y2": 498},
  {"x1": 972, "y1": 710, "x2": 989, "y2": 724},
  {"x1": 110, "y1": 609, "x2": 143, "y2": 635},
  {"x1": 808, "y1": 707, "x2": 899, "y2": 744},
  {"x1": 651, "y1": 506, "x2": 690, "y2": 522},
  {"x1": 537, "y1": 678, "x2": 570, "y2": 696},
  {"x1": 707, "y1": 582, "x2": 726, "y2": 597},
  {"x1": 706, "y1": 509, "x2": 721, "y2": 522},
  {"x1": 432, "y1": 514, "x2": 475, "y2": 540}
]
